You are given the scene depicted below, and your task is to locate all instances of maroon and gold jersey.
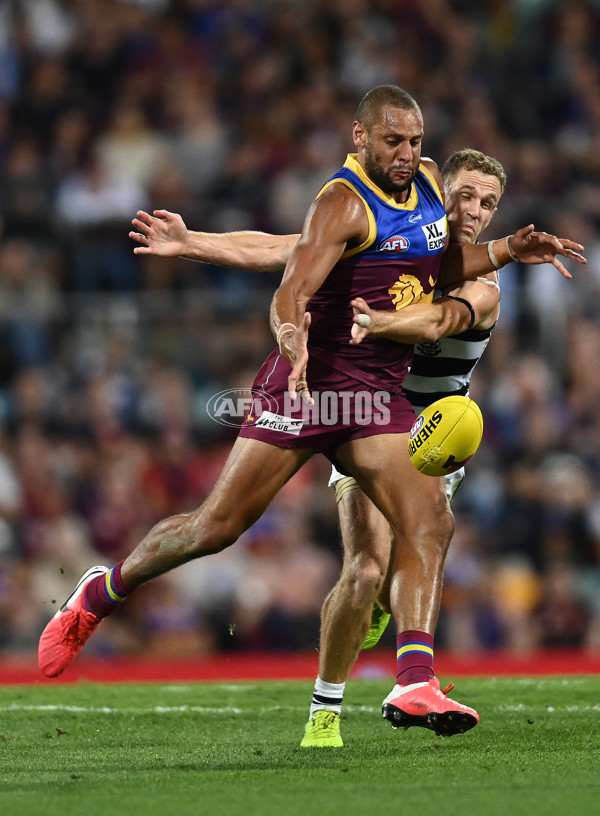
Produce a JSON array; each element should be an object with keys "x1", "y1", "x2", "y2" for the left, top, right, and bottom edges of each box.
[
  {"x1": 307, "y1": 153, "x2": 447, "y2": 391},
  {"x1": 239, "y1": 153, "x2": 447, "y2": 456}
]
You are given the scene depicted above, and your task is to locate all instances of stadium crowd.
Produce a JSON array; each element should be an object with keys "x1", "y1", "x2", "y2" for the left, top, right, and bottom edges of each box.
[{"x1": 1, "y1": 0, "x2": 600, "y2": 662}]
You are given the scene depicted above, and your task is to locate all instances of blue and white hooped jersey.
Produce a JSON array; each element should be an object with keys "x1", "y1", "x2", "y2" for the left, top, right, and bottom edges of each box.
[{"x1": 404, "y1": 324, "x2": 494, "y2": 412}]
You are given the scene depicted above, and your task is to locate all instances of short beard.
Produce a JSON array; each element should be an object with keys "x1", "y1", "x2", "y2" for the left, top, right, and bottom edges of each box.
[{"x1": 364, "y1": 146, "x2": 415, "y2": 195}]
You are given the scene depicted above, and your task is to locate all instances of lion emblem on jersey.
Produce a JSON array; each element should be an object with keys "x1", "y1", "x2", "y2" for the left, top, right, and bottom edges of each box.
[{"x1": 388, "y1": 275, "x2": 434, "y2": 310}]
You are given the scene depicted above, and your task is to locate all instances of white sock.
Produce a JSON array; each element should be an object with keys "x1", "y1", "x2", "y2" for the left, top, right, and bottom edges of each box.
[{"x1": 309, "y1": 675, "x2": 345, "y2": 717}]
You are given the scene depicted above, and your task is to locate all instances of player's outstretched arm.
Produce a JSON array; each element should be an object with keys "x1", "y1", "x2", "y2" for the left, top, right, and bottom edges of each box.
[
  {"x1": 130, "y1": 209, "x2": 299, "y2": 272},
  {"x1": 350, "y1": 275, "x2": 500, "y2": 345},
  {"x1": 439, "y1": 224, "x2": 585, "y2": 286}
]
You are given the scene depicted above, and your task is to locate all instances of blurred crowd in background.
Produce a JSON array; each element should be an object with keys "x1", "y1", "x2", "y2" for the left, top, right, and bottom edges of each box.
[{"x1": 1, "y1": 0, "x2": 600, "y2": 664}]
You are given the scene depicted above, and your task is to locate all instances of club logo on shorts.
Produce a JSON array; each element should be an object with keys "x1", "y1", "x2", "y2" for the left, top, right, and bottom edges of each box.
[
  {"x1": 206, "y1": 388, "x2": 278, "y2": 428},
  {"x1": 254, "y1": 411, "x2": 304, "y2": 435}
]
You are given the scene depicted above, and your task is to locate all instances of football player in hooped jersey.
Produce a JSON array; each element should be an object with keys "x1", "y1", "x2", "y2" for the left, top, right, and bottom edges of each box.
[
  {"x1": 41, "y1": 87, "x2": 585, "y2": 750},
  {"x1": 329, "y1": 149, "x2": 507, "y2": 729}
]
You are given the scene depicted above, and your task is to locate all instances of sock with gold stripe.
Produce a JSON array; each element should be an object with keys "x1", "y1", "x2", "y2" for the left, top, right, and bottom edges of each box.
[
  {"x1": 396, "y1": 630, "x2": 434, "y2": 685},
  {"x1": 82, "y1": 561, "x2": 131, "y2": 619}
]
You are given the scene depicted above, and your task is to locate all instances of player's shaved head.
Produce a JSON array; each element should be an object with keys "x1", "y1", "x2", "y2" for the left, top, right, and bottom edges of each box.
[{"x1": 355, "y1": 85, "x2": 422, "y2": 132}]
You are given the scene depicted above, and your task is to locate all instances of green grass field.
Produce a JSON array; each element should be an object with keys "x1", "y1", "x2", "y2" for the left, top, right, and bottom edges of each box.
[{"x1": 1, "y1": 676, "x2": 599, "y2": 816}]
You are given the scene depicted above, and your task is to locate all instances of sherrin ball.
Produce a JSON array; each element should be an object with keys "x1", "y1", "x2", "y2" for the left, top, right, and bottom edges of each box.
[{"x1": 408, "y1": 395, "x2": 483, "y2": 477}]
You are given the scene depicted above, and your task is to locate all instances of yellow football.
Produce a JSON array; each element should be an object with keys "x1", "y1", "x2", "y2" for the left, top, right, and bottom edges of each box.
[{"x1": 408, "y1": 395, "x2": 484, "y2": 477}]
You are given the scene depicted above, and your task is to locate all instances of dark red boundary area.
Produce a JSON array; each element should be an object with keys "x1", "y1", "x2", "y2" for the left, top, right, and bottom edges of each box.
[{"x1": 1, "y1": 649, "x2": 599, "y2": 685}]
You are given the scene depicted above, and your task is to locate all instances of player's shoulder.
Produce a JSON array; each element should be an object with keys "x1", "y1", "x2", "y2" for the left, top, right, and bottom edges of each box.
[
  {"x1": 420, "y1": 157, "x2": 444, "y2": 202},
  {"x1": 307, "y1": 176, "x2": 373, "y2": 245},
  {"x1": 420, "y1": 156, "x2": 439, "y2": 172},
  {"x1": 314, "y1": 176, "x2": 371, "y2": 218},
  {"x1": 317, "y1": 176, "x2": 362, "y2": 200}
]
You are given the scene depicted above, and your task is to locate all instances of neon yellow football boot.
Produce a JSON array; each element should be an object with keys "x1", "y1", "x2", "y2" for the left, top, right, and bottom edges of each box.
[
  {"x1": 300, "y1": 710, "x2": 343, "y2": 747},
  {"x1": 361, "y1": 602, "x2": 391, "y2": 650}
]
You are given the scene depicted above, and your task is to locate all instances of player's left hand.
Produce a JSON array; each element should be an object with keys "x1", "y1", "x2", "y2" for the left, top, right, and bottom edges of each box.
[
  {"x1": 509, "y1": 224, "x2": 586, "y2": 279},
  {"x1": 350, "y1": 297, "x2": 374, "y2": 344}
]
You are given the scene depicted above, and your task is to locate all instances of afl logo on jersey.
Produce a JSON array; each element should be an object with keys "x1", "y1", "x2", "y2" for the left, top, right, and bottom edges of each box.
[{"x1": 378, "y1": 235, "x2": 410, "y2": 253}]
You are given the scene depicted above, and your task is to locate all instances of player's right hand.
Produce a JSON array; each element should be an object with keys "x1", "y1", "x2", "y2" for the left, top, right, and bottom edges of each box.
[
  {"x1": 285, "y1": 313, "x2": 314, "y2": 405},
  {"x1": 129, "y1": 209, "x2": 189, "y2": 257}
]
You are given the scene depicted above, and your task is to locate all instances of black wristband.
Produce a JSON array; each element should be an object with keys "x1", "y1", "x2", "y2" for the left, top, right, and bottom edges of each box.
[{"x1": 446, "y1": 295, "x2": 476, "y2": 329}]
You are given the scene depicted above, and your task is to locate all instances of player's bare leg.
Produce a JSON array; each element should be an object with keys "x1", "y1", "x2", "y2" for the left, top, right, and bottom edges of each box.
[
  {"x1": 302, "y1": 486, "x2": 391, "y2": 747},
  {"x1": 120, "y1": 438, "x2": 313, "y2": 585},
  {"x1": 39, "y1": 438, "x2": 313, "y2": 678},
  {"x1": 319, "y1": 488, "x2": 391, "y2": 682},
  {"x1": 337, "y1": 433, "x2": 479, "y2": 736},
  {"x1": 375, "y1": 534, "x2": 395, "y2": 616},
  {"x1": 359, "y1": 531, "x2": 396, "y2": 649},
  {"x1": 338, "y1": 433, "x2": 452, "y2": 634},
  {"x1": 302, "y1": 486, "x2": 392, "y2": 747}
]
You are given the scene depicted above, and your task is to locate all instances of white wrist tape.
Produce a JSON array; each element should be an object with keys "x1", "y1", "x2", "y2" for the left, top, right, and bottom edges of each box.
[
  {"x1": 276, "y1": 322, "x2": 297, "y2": 351},
  {"x1": 505, "y1": 236, "x2": 519, "y2": 262},
  {"x1": 487, "y1": 241, "x2": 502, "y2": 269}
]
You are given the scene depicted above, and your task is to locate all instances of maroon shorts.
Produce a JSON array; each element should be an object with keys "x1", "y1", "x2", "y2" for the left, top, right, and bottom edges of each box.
[{"x1": 238, "y1": 349, "x2": 415, "y2": 464}]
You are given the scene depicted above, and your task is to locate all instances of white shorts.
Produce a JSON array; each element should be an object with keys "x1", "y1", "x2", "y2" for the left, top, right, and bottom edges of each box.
[{"x1": 328, "y1": 463, "x2": 465, "y2": 504}]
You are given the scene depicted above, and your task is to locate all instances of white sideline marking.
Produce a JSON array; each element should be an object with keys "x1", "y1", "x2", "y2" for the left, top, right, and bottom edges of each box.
[
  {"x1": 2, "y1": 702, "x2": 600, "y2": 715},
  {"x1": 0, "y1": 704, "x2": 245, "y2": 714},
  {"x1": 0, "y1": 703, "x2": 376, "y2": 715},
  {"x1": 496, "y1": 704, "x2": 600, "y2": 712}
]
